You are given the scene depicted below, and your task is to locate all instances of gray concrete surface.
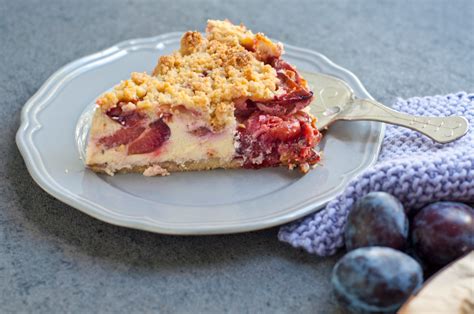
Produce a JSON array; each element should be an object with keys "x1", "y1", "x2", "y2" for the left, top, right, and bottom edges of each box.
[{"x1": 0, "y1": 0, "x2": 472, "y2": 313}]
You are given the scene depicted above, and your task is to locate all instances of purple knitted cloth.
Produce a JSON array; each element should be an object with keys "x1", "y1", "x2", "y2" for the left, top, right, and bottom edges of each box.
[{"x1": 278, "y1": 92, "x2": 474, "y2": 256}]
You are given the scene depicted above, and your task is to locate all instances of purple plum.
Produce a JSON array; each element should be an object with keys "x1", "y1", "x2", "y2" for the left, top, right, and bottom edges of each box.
[
  {"x1": 332, "y1": 247, "x2": 423, "y2": 313},
  {"x1": 345, "y1": 192, "x2": 408, "y2": 251},
  {"x1": 411, "y1": 202, "x2": 474, "y2": 268}
]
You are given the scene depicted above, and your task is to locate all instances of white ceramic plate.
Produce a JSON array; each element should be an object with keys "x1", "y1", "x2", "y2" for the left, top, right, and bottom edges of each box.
[{"x1": 16, "y1": 32, "x2": 384, "y2": 235}]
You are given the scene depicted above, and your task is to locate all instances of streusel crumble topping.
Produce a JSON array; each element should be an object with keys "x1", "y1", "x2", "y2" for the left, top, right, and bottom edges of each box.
[{"x1": 96, "y1": 20, "x2": 283, "y2": 130}]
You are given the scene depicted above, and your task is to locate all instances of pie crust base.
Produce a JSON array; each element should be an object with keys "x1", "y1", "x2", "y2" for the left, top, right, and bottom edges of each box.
[{"x1": 88, "y1": 158, "x2": 242, "y2": 176}]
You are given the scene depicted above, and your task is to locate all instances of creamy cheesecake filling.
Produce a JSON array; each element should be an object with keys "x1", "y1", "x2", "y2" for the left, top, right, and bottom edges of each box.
[{"x1": 86, "y1": 108, "x2": 237, "y2": 175}]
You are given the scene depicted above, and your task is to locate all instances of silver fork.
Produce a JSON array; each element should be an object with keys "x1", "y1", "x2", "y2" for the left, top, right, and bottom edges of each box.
[{"x1": 303, "y1": 71, "x2": 469, "y2": 144}]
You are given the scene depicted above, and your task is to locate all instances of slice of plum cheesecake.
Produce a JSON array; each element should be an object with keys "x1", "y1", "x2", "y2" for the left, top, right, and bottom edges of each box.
[{"x1": 85, "y1": 19, "x2": 322, "y2": 176}]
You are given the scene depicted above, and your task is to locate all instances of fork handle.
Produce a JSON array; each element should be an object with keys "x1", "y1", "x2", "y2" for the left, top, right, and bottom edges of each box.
[{"x1": 336, "y1": 98, "x2": 469, "y2": 143}]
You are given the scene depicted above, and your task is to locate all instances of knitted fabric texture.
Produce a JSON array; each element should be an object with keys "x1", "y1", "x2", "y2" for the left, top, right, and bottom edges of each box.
[{"x1": 278, "y1": 92, "x2": 474, "y2": 256}]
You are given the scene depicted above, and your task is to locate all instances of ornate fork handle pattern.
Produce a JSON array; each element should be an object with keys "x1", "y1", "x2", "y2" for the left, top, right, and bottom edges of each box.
[{"x1": 336, "y1": 98, "x2": 469, "y2": 143}]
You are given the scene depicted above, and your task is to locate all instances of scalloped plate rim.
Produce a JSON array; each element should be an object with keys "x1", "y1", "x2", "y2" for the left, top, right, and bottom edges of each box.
[{"x1": 16, "y1": 32, "x2": 385, "y2": 235}]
